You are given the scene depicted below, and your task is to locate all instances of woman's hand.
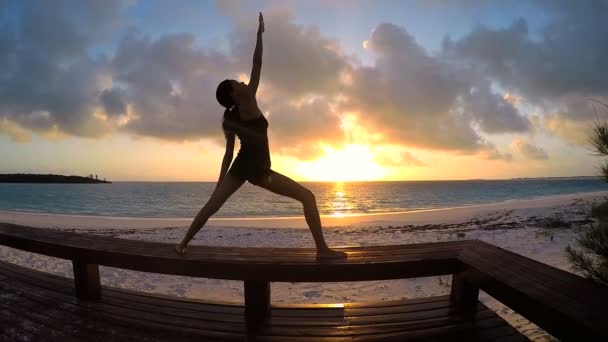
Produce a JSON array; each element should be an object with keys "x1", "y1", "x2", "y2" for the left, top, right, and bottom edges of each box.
[{"x1": 258, "y1": 12, "x2": 264, "y2": 35}]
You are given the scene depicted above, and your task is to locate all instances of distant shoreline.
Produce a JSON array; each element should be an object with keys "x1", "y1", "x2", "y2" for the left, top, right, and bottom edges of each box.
[{"x1": 0, "y1": 174, "x2": 111, "y2": 184}]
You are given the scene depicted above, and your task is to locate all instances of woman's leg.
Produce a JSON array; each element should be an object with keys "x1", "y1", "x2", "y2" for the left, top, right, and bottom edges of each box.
[
  {"x1": 255, "y1": 170, "x2": 346, "y2": 259},
  {"x1": 176, "y1": 173, "x2": 245, "y2": 254}
]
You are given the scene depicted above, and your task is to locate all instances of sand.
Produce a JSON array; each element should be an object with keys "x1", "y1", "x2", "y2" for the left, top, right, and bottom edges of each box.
[{"x1": 1, "y1": 190, "x2": 607, "y2": 341}]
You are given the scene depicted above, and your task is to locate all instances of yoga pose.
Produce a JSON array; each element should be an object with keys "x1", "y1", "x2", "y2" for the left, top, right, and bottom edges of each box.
[{"x1": 176, "y1": 13, "x2": 346, "y2": 259}]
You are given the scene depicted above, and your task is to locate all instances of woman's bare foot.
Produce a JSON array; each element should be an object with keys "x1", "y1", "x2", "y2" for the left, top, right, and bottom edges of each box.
[
  {"x1": 316, "y1": 248, "x2": 347, "y2": 260},
  {"x1": 175, "y1": 244, "x2": 187, "y2": 256}
]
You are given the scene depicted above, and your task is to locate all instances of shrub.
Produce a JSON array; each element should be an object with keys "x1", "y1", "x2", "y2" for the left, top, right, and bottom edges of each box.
[
  {"x1": 566, "y1": 221, "x2": 608, "y2": 285},
  {"x1": 591, "y1": 200, "x2": 608, "y2": 218}
]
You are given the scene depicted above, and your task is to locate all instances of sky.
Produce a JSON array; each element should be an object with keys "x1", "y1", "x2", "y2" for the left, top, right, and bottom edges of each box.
[{"x1": 1, "y1": 0, "x2": 607, "y2": 182}]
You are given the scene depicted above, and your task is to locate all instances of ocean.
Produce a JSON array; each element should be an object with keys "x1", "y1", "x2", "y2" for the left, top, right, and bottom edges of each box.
[{"x1": 0, "y1": 178, "x2": 606, "y2": 218}]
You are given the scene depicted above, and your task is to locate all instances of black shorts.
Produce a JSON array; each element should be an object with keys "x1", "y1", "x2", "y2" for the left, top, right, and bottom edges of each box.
[{"x1": 227, "y1": 155, "x2": 273, "y2": 187}]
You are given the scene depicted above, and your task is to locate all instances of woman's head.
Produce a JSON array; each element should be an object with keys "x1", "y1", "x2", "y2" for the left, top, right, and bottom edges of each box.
[{"x1": 216, "y1": 79, "x2": 249, "y2": 108}]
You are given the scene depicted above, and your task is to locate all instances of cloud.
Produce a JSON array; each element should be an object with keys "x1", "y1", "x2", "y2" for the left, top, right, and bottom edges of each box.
[
  {"x1": 100, "y1": 87, "x2": 127, "y2": 117},
  {"x1": 461, "y1": 80, "x2": 530, "y2": 134},
  {"x1": 0, "y1": 118, "x2": 31, "y2": 143},
  {"x1": 512, "y1": 138, "x2": 549, "y2": 160},
  {"x1": 265, "y1": 96, "x2": 342, "y2": 160},
  {"x1": 537, "y1": 113, "x2": 596, "y2": 147},
  {"x1": 344, "y1": 23, "x2": 529, "y2": 153},
  {"x1": 110, "y1": 31, "x2": 234, "y2": 140},
  {"x1": 438, "y1": 1, "x2": 608, "y2": 149},
  {"x1": 0, "y1": 0, "x2": 533, "y2": 155},
  {"x1": 479, "y1": 142, "x2": 513, "y2": 161},
  {"x1": 0, "y1": 0, "x2": 601, "y2": 163},
  {"x1": 0, "y1": 0, "x2": 130, "y2": 138},
  {"x1": 443, "y1": 1, "x2": 608, "y2": 114}
]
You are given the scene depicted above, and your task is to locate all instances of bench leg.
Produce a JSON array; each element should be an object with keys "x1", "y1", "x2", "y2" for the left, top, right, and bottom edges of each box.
[
  {"x1": 450, "y1": 270, "x2": 479, "y2": 319},
  {"x1": 244, "y1": 280, "x2": 270, "y2": 332},
  {"x1": 72, "y1": 260, "x2": 101, "y2": 300}
]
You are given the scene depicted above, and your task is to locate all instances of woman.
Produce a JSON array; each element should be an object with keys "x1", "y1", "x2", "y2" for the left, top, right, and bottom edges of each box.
[{"x1": 176, "y1": 13, "x2": 346, "y2": 259}]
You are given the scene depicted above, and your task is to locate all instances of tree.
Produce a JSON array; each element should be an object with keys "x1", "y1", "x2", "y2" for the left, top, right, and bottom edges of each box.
[
  {"x1": 566, "y1": 102, "x2": 608, "y2": 285},
  {"x1": 566, "y1": 222, "x2": 608, "y2": 285}
]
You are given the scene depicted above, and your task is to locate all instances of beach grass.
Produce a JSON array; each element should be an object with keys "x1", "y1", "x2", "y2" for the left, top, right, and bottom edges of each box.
[{"x1": 591, "y1": 200, "x2": 608, "y2": 218}]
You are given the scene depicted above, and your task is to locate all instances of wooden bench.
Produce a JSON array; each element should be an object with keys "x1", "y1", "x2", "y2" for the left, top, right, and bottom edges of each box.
[{"x1": 0, "y1": 222, "x2": 606, "y2": 341}]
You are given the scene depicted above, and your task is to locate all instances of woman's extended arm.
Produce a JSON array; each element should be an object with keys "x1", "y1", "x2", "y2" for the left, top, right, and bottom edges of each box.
[
  {"x1": 216, "y1": 132, "x2": 235, "y2": 188},
  {"x1": 248, "y1": 12, "x2": 264, "y2": 95}
]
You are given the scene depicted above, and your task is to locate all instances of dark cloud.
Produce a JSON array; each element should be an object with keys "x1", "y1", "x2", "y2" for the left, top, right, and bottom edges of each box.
[
  {"x1": 100, "y1": 87, "x2": 127, "y2": 117},
  {"x1": 0, "y1": 0, "x2": 602, "y2": 160},
  {"x1": 0, "y1": 1, "x2": 352, "y2": 150},
  {"x1": 110, "y1": 31, "x2": 235, "y2": 140},
  {"x1": 0, "y1": 0, "x2": 130, "y2": 137},
  {"x1": 443, "y1": 1, "x2": 608, "y2": 106},
  {"x1": 440, "y1": 1, "x2": 608, "y2": 147},
  {"x1": 0, "y1": 0, "x2": 531, "y2": 153},
  {"x1": 462, "y1": 80, "x2": 530, "y2": 134},
  {"x1": 344, "y1": 23, "x2": 528, "y2": 152}
]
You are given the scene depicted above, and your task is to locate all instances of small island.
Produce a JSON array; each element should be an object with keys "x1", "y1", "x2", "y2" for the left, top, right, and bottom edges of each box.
[{"x1": 0, "y1": 174, "x2": 111, "y2": 184}]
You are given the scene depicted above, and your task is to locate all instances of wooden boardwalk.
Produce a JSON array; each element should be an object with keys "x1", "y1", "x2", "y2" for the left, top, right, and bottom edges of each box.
[
  {"x1": 1, "y1": 222, "x2": 607, "y2": 341},
  {"x1": 0, "y1": 260, "x2": 526, "y2": 341}
]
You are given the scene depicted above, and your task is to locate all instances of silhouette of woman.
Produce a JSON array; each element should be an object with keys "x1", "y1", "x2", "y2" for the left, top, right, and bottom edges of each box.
[{"x1": 176, "y1": 13, "x2": 346, "y2": 259}]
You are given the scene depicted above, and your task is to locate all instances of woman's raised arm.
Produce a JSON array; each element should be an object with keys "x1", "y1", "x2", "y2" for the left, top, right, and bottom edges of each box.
[{"x1": 248, "y1": 12, "x2": 264, "y2": 95}]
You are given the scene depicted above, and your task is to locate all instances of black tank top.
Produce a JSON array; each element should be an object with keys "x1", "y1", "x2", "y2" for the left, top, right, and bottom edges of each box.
[{"x1": 223, "y1": 107, "x2": 271, "y2": 169}]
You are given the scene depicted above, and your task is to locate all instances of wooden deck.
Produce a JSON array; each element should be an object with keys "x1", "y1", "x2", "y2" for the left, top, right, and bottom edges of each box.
[
  {"x1": 0, "y1": 260, "x2": 527, "y2": 341},
  {"x1": 1, "y1": 222, "x2": 607, "y2": 341}
]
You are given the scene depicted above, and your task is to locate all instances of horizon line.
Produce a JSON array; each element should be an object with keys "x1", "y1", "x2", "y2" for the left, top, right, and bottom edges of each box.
[{"x1": 93, "y1": 175, "x2": 601, "y2": 182}]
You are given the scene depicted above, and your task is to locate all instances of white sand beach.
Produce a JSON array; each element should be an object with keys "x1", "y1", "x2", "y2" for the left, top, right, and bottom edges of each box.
[{"x1": 1, "y1": 190, "x2": 607, "y2": 341}]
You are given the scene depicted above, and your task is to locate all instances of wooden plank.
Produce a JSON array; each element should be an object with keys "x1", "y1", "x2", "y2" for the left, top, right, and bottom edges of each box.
[
  {"x1": 0, "y1": 294, "x2": 84, "y2": 341},
  {"x1": 0, "y1": 277, "x2": 170, "y2": 341},
  {"x1": 473, "y1": 240, "x2": 605, "y2": 300},
  {"x1": 0, "y1": 272, "x2": 246, "y2": 334},
  {"x1": 0, "y1": 270, "x2": 245, "y2": 340},
  {"x1": 0, "y1": 260, "x2": 246, "y2": 318}
]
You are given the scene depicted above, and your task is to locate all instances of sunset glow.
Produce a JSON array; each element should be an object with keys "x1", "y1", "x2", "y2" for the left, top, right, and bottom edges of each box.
[
  {"x1": 0, "y1": 1, "x2": 602, "y2": 181},
  {"x1": 293, "y1": 144, "x2": 387, "y2": 182}
]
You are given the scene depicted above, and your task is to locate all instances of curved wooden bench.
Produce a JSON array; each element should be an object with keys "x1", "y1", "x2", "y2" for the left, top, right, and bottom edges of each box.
[{"x1": 0, "y1": 222, "x2": 606, "y2": 341}]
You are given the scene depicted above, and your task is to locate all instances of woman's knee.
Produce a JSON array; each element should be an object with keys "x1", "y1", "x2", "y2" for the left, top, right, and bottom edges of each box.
[{"x1": 299, "y1": 188, "x2": 316, "y2": 205}]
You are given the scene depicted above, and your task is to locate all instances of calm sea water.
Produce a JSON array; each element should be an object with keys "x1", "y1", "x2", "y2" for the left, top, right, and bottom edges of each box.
[{"x1": 0, "y1": 178, "x2": 606, "y2": 218}]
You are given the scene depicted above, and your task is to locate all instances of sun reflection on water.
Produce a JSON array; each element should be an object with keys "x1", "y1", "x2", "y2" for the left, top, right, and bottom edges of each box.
[{"x1": 328, "y1": 182, "x2": 354, "y2": 217}]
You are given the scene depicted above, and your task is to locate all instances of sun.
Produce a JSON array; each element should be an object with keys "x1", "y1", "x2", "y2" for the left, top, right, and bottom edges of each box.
[{"x1": 293, "y1": 144, "x2": 387, "y2": 182}]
